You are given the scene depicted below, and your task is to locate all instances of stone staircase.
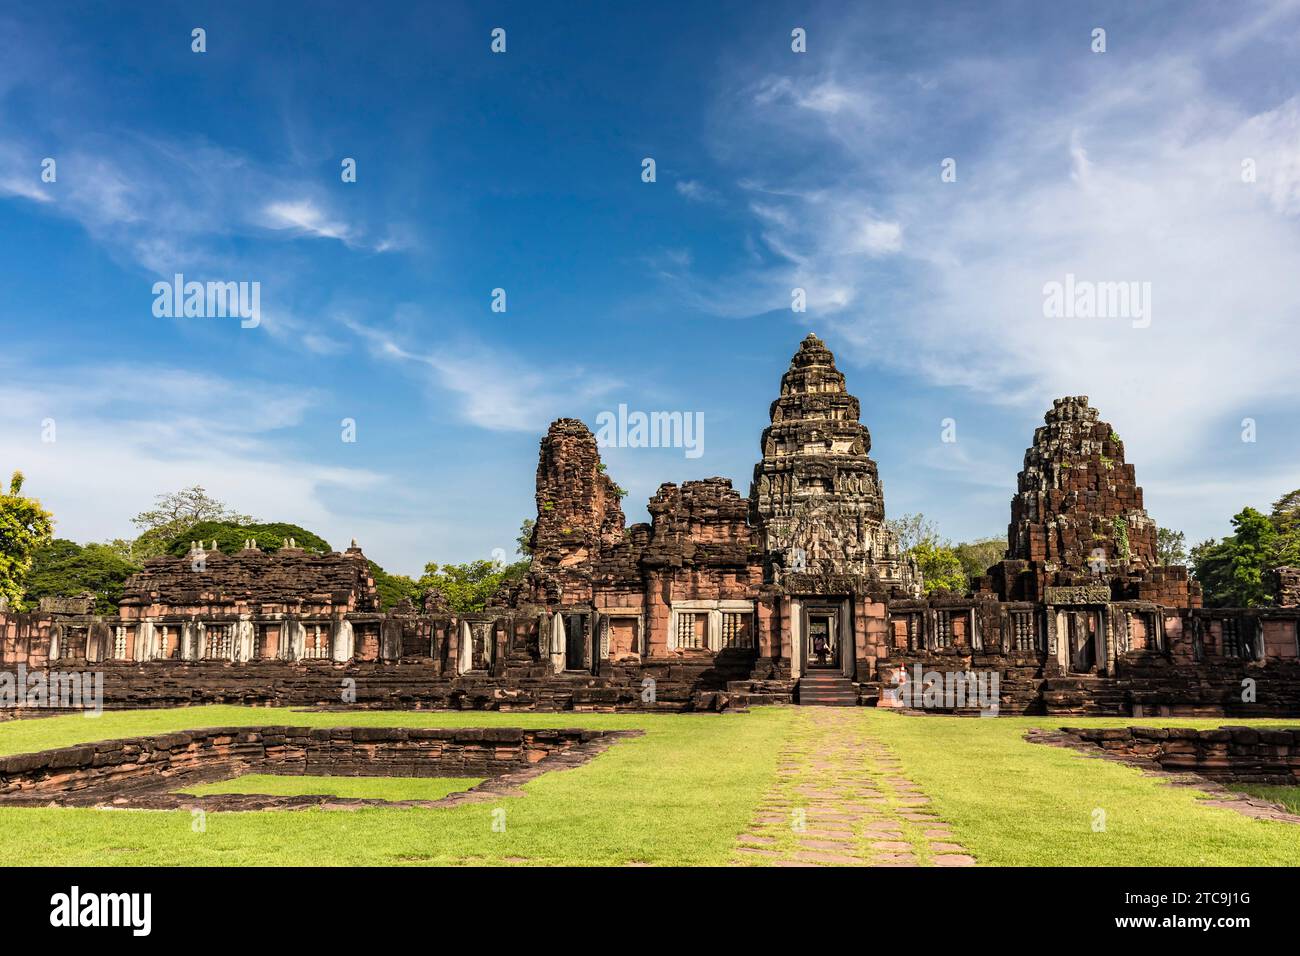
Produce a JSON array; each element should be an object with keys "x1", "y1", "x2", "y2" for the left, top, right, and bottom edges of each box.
[
  {"x1": 797, "y1": 671, "x2": 858, "y2": 706},
  {"x1": 1041, "y1": 675, "x2": 1130, "y2": 716}
]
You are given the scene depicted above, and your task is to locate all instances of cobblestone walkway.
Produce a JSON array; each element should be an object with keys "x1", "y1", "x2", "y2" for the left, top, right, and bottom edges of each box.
[{"x1": 732, "y1": 708, "x2": 976, "y2": 867}]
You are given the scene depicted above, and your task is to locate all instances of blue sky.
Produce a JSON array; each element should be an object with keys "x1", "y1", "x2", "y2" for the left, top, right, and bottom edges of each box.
[{"x1": 2, "y1": 1, "x2": 1299, "y2": 575}]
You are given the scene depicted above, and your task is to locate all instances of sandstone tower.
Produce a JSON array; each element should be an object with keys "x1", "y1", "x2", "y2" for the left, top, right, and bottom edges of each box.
[
  {"x1": 1007, "y1": 396, "x2": 1157, "y2": 572},
  {"x1": 988, "y1": 395, "x2": 1197, "y2": 607},
  {"x1": 525, "y1": 418, "x2": 626, "y2": 604},
  {"x1": 749, "y1": 333, "x2": 917, "y2": 593}
]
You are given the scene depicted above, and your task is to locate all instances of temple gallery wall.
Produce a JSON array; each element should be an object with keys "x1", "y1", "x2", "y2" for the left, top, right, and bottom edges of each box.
[{"x1": 3, "y1": 335, "x2": 1298, "y2": 716}]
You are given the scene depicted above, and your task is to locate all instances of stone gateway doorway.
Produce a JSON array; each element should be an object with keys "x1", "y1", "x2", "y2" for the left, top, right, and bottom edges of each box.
[{"x1": 795, "y1": 599, "x2": 851, "y2": 678}]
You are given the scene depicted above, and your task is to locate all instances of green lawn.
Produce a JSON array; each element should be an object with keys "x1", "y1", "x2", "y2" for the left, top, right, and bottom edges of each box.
[
  {"x1": 176, "y1": 774, "x2": 484, "y2": 802},
  {"x1": 0, "y1": 706, "x2": 787, "y2": 866},
  {"x1": 0, "y1": 705, "x2": 1297, "y2": 866},
  {"x1": 865, "y1": 710, "x2": 1300, "y2": 866}
]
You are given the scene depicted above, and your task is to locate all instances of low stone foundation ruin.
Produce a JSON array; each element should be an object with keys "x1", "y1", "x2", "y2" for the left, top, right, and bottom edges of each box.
[
  {"x1": 0, "y1": 725, "x2": 640, "y2": 811},
  {"x1": 1046, "y1": 725, "x2": 1300, "y2": 785}
]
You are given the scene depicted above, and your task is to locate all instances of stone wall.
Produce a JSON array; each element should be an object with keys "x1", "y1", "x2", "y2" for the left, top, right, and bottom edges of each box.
[
  {"x1": 0, "y1": 656, "x2": 760, "y2": 713},
  {"x1": 1060, "y1": 725, "x2": 1300, "y2": 784},
  {"x1": 1275, "y1": 567, "x2": 1300, "y2": 608},
  {"x1": 0, "y1": 725, "x2": 627, "y2": 806},
  {"x1": 117, "y1": 543, "x2": 379, "y2": 620}
]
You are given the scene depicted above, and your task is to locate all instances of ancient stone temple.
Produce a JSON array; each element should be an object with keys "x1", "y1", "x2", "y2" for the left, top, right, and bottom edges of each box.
[{"x1": 2, "y1": 335, "x2": 1298, "y2": 717}]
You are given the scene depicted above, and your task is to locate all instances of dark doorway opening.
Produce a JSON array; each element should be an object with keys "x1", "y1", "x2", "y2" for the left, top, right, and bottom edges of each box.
[
  {"x1": 1068, "y1": 612, "x2": 1096, "y2": 672},
  {"x1": 564, "y1": 613, "x2": 588, "y2": 671},
  {"x1": 808, "y1": 614, "x2": 839, "y2": 669}
]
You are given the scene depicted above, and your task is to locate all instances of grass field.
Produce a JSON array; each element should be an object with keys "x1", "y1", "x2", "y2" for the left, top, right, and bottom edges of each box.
[
  {"x1": 176, "y1": 774, "x2": 485, "y2": 801},
  {"x1": 0, "y1": 705, "x2": 1297, "y2": 866}
]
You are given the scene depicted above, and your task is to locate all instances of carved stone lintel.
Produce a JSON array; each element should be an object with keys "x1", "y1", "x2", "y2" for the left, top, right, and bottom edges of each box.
[{"x1": 1045, "y1": 585, "x2": 1111, "y2": 606}]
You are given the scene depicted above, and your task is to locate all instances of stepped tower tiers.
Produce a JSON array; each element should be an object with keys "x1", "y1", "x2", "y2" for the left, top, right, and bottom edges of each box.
[
  {"x1": 989, "y1": 395, "x2": 1198, "y2": 607},
  {"x1": 749, "y1": 333, "x2": 919, "y2": 595},
  {"x1": 1008, "y1": 396, "x2": 1157, "y2": 570}
]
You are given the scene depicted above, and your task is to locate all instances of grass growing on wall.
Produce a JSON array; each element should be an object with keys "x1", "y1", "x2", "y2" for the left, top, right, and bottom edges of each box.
[{"x1": 1231, "y1": 784, "x2": 1300, "y2": 815}]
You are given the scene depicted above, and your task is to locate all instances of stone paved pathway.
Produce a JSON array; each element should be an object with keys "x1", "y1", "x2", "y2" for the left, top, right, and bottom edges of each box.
[{"x1": 732, "y1": 707, "x2": 976, "y2": 867}]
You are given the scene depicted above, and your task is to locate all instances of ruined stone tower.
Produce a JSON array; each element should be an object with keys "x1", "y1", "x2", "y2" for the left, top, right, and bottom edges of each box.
[
  {"x1": 1007, "y1": 396, "x2": 1158, "y2": 572},
  {"x1": 749, "y1": 333, "x2": 916, "y2": 592},
  {"x1": 525, "y1": 418, "x2": 626, "y2": 604}
]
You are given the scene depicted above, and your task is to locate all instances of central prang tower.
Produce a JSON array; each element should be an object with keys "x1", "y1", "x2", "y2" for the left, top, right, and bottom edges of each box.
[{"x1": 749, "y1": 333, "x2": 919, "y2": 594}]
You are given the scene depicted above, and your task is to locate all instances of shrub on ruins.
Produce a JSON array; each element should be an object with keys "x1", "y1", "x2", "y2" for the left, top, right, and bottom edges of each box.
[
  {"x1": 416, "y1": 558, "x2": 530, "y2": 612},
  {"x1": 0, "y1": 471, "x2": 55, "y2": 608},
  {"x1": 21, "y1": 538, "x2": 141, "y2": 613},
  {"x1": 130, "y1": 485, "x2": 254, "y2": 558},
  {"x1": 1192, "y1": 498, "x2": 1300, "y2": 607},
  {"x1": 162, "y1": 521, "x2": 331, "y2": 556}
]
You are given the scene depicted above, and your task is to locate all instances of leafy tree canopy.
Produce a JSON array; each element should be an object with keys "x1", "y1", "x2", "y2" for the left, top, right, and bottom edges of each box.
[
  {"x1": 889, "y1": 513, "x2": 1000, "y2": 594},
  {"x1": 952, "y1": 537, "x2": 1005, "y2": 583},
  {"x1": 1156, "y1": 527, "x2": 1188, "y2": 566},
  {"x1": 417, "y1": 558, "x2": 530, "y2": 613},
  {"x1": 131, "y1": 485, "x2": 254, "y2": 558},
  {"x1": 887, "y1": 513, "x2": 939, "y2": 553},
  {"x1": 0, "y1": 471, "x2": 55, "y2": 607},
  {"x1": 163, "y1": 521, "x2": 331, "y2": 557},
  {"x1": 22, "y1": 539, "x2": 141, "y2": 614},
  {"x1": 1273, "y1": 489, "x2": 1300, "y2": 534},
  {"x1": 517, "y1": 518, "x2": 535, "y2": 557},
  {"x1": 911, "y1": 540, "x2": 968, "y2": 595},
  {"x1": 1192, "y1": 503, "x2": 1300, "y2": 607},
  {"x1": 369, "y1": 561, "x2": 421, "y2": 611}
]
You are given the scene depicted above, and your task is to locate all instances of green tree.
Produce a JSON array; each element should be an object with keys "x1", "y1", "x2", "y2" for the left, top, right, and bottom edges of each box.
[
  {"x1": 887, "y1": 513, "x2": 939, "y2": 553},
  {"x1": 953, "y1": 537, "x2": 1005, "y2": 583},
  {"x1": 1156, "y1": 527, "x2": 1188, "y2": 566},
  {"x1": 131, "y1": 486, "x2": 254, "y2": 558},
  {"x1": 1193, "y1": 508, "x2": 1280, "y2": 607},
  {"x1": 22, "y1": 539, "x2": 141, "y2": 613},
  {"x1": 416, "y1": 558, "x2": 530, "y2": 613},
  {"x1": 911, "y1": 540, "x2": 968, "y2": 595},
  {"x1": 1272, "y1": 488, "x2": 1300, "y2": 534},
  {"x1": 163, "y1": 521, "x2": 330, "y2": 556},
  {"x1": 0, "y1": 471, "x2": 55, "y2": 608},
  {"x1": 517, "y1": 518, "x2": 535, "y2": 557},
  {"x1": 369, "y1": 561, "x2": 421, "y2": 610},
  {"x1": 1192, "y1": 491, "x2": 1300, "y2": 606}
]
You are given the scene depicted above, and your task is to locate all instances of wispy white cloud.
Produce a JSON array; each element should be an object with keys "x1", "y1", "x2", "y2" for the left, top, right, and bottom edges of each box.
[
  {"x1": 346, "y1": 319, "x2": 623, "y2": 433},
  {"x1": 260, "y1": 199, "x2": 352, "y2": 243},
  {"x1": 674, "y1": 16, "x2": 1300, "y2": 542},
  {"x1": 0, "y1": 361, "x2": 396, "y2": 553},
  {"x1": 699, "y1": 52, "x2": 1300, "y2": 447},
  {"x1": 675, "y1": 179, "x2": 718, "y2": 203}
]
